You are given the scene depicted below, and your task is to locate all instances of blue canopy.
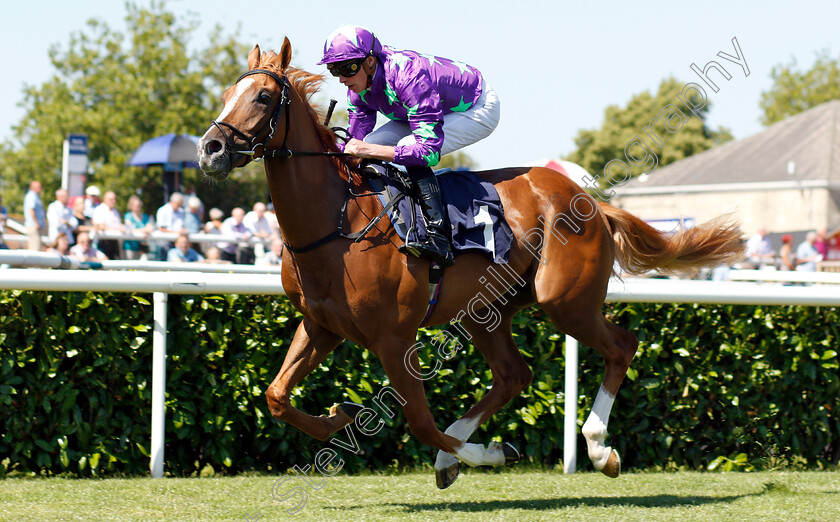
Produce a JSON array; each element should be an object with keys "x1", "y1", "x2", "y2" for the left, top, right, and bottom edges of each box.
[{"x1": 127, "y1": 133, "x2": 201, "y2": 168}]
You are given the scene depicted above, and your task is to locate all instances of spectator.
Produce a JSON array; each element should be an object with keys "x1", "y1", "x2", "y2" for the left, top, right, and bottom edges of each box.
[
  {"x1": 244, "y1": 202, "x2": 273, "y2": 240},
  {"x1": 46, "y1": 188, "x2": 77, "y2": 245},
  {"x1": 240, "y1": 203, "x2": 269, "y2": 264},
  {"x1": 258, "y1": 237, "x2": 284, "y2": 266},
  {"x1": 204, "y1": 208, "x2": 224, "y2": 235},
  {"x1": 265, "y1": 203, "x2": 281, "y2": 238},
  {"x1": 167, "y1": 233, "x2": 204, "y2": 263},
  {"x1": 83, "y1": 185, "x2": 101, "y2": 219},
  {"x1": 0, "y1": 193, "x2": 8, "y2": 249},
  {"x1": 219, "y1": 207, "x2": 252, "y2": 264},
  {"x1": 204, "y1": 207, "x2": 225, "y2": 254},
  {"x1": 184, "y1": 184, "x2": 205, "y2": 221},
  {"x1": 815, "y1": 227, "x2": 829, "y2": 258},
  {"x1": 71, "y1": 197, "x2": 95, "y2": 239},
  {"x1": 745, "y1": 226, "x2": 774, "y2": 268},
  {"x1": 69, "y1": 231, "x2": 108, "y2": 262},
  {"x1": 203, "y1": 246, "x2": 230, "y2": 264},
  {"x1": 184, "y1": 197, "x2": 202, "y2": 235},
  {"x1": 795, "y1": 232, "x2": 822, "y2": 272},
  {"x1": 155, "y1": 192, "x2": 186, "y2": 260},
  {"x1": 123, "y1": 195, "x2": 155, "y2": 260},
  {"x1": 92, "y1": 191, "x2": 124, "y2": 259},
  {"x1": 24, "y1": 181, "x2": 46, "y2": 251},
  {"x1": 47, "y1": 233, "x2": 71, "y2": 256},
  {"x1": 245, "y1": 202, "x2": 274, "y2": 263},
  {"x1": 156, "y1": 192, "x2": 186, "y2": 233},
  {"x1": 779, "y1": 234, "x2": 796, "y2": 271}
]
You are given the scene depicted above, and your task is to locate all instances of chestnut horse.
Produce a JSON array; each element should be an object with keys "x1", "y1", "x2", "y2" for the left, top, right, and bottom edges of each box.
[{"x1": 198, "y1": 39, "x2": 744, "y2": 488}]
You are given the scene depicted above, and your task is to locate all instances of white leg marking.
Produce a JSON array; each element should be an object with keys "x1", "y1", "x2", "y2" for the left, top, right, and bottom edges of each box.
[
  {"x1": 444, "y1": 416, "x2": 482, "y2": 440},
  {"x1": 453, "y1": 442, "x2": 505, "y2": 467},
  {"x1": 435, "y1": 416, "x2": 481, "y2": 470},
  {"x1": 581, "y1": 385, "x2": 616, "y2": 471},
  {"x1": 435, "y1": 451, "x2": 459, "y2": 470}
]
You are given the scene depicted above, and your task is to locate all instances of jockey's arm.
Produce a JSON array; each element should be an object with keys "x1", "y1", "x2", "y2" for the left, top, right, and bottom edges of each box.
[{"x1": 344, "y1": 139, "x2": 395, "y2": 162}]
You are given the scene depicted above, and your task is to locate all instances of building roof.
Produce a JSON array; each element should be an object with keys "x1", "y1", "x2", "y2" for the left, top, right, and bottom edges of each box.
[{"x1": 621, "y1": 100, "x2": 840, "y2": 193}]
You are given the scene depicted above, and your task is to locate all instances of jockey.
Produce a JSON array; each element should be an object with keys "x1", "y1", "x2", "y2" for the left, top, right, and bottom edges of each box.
[{"x1": 318, "y1": 25, "x2": 501, "y2": 267}]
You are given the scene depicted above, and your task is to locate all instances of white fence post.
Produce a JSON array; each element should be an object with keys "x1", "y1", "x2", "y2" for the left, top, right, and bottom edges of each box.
[
  {"x1": 150, "y1": 292, "x2": 168, "y2": 478},
  {"x1": 563, "y1": 334, "x2": 579, "y2": 474}
]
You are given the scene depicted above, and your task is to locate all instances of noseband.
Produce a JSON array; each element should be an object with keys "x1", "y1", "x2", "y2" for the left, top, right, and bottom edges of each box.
[{"x1": 211, "y1": 69, "x2": 291, "y2": 161}]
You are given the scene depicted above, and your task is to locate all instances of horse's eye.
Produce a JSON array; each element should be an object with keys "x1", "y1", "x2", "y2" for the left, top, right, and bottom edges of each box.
[{"x1": 257, "y1": 92, "x2": 272, "y2": 105}]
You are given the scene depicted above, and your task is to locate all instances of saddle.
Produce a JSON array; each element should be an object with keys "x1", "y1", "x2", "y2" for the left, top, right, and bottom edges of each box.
[{"x1": 358, "y1": 162, "x2": 513, "y2": 265}]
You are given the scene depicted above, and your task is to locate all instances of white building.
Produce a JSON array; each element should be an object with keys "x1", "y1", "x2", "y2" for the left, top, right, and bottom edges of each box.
[{"x1": 613, "y1": 100, "x2": 840, "y2": 239}]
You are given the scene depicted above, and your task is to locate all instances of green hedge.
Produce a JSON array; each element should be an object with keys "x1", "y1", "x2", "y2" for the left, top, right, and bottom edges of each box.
[{"x1": 0, "y1": 290, "x2": 837, "y2": 476}]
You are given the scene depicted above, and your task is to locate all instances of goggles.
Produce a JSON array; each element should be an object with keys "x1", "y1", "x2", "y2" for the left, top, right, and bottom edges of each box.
[{"x1": 328, "y1": 59, "x2": 364, "y2": 78}]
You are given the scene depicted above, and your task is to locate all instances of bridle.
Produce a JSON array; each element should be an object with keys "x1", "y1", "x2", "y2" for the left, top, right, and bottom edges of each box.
[
  {"x1": 211, "y1": 69, "x2": 291, "y2": 162},
  {"x1": 210, "y1": 68, "x2": 348, "y2": 162}
]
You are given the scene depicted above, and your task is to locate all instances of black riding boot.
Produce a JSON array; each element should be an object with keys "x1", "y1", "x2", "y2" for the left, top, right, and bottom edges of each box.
[{"x1": 404, "y1": 167, "x2": 455, "y2": 267}]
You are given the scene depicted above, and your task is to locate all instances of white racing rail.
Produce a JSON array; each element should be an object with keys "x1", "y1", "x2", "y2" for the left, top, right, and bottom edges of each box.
[
  {"x1": 726, "y1": 268, "x2": 840, "y2": 285},
  {"x1": 0, "y1": 250, "x2": 283, "y2": 274},
  {"x1": 0, "y1": 271, "x2": 838, "y2": 477}
]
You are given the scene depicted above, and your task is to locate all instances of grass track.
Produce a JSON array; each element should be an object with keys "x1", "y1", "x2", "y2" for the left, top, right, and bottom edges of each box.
[{"x1": 1, "y1": 470, "x2": 838, "y2": 521}]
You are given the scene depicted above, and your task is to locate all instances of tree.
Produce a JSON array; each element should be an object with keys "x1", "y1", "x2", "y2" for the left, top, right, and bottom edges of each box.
[
  {"x1": 565, "y1": 78, "x2": 732, "y2": 191},
  {"x1": 438, "y1": 150, "x2": 477, "y2": 171},
  {"x1": 760, "y1": 50, "x2": 840, "y2": 125},
  {"x1": 0, "y1": 1, "x2": 265, "y2": 215}
]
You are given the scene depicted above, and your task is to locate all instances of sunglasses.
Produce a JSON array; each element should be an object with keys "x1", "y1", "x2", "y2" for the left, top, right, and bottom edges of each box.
[{"x1": 328, "y1": 59, "x2": 364, "y2": 78}]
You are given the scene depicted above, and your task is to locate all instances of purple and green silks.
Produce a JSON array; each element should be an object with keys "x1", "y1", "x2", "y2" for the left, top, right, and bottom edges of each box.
[{"x1": 346, "y1": 46, "x2": 484, "y2": 167}]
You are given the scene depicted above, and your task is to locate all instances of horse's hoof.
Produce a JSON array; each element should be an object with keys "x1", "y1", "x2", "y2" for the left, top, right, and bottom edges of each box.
[
  {"x1": 503, "y1": 442, "x2": 520, "y2": 464},
  {"x1": 435, "y1": 462, "x2": 460, "y2": 489},
  {"x1": 600, "y1": 448, "x2": 621, "y2": 478},
  {"x1": 332, "y1": 402, "x2": 364, "y2": 423}
]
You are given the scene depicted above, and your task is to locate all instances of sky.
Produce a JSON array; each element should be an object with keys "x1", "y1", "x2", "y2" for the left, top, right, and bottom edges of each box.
[{"x1": 1, "y1": 0, "x2": 838, "y2": 171}]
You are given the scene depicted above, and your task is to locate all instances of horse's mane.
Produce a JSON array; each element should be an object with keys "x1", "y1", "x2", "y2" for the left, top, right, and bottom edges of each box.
[{"x1": 256, "y1": 51, "x2": 360, "y2": 181}]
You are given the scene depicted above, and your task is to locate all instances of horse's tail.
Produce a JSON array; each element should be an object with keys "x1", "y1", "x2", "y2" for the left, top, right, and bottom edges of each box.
[{"x1": 598, "y1": 202, "x2": 745, "y2": 276}]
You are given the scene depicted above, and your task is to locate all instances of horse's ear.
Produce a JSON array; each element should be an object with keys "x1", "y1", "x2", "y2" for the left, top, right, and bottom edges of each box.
[
  {"x1": 278, "y1": 37, "x2": 292, "y2": 71},
  {"x1": 248, "y1": 44, "x2": 261, "y2": 71}
]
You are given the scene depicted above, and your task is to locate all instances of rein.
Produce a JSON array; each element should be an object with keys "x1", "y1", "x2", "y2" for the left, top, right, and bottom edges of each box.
[{"x1": 212, "y1": 68, "x2": 382, "y2": 254}]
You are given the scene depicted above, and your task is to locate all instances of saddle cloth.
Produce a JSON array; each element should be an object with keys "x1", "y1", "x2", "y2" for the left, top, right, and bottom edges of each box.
[{"x1": 367, "y1": 165, "x2": 513, "y2": 264}]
